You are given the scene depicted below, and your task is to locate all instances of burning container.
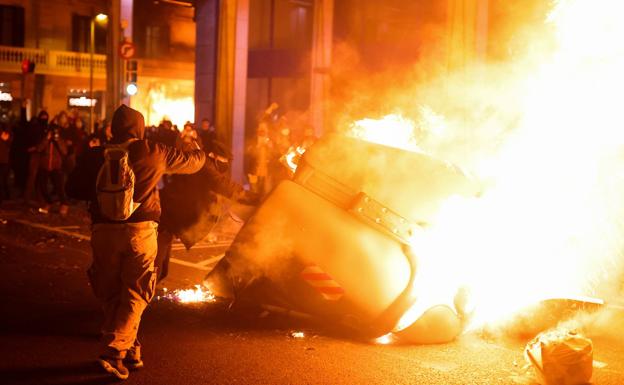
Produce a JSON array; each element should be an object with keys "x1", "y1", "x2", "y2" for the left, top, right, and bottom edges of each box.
[{"x1": 206, "y1": 134, "x2": 480, "y2": 341}]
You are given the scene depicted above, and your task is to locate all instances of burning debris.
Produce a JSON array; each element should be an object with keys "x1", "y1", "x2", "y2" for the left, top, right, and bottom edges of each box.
[
  {"x1": 525, "y1": 328, "x2": 593, "y2": 385},
  {"x1": 280, "y1": 146, "x2": 307, "y2": 175},
  {"x1": 374, "y1": 333, "x2": 395, "y2": 345},
  {"x1": 289, "y1": 331, "x2": 305, "y2": 339},
  {"x1": 159, "y1": 285, "x2": 216, "y2": 304}
]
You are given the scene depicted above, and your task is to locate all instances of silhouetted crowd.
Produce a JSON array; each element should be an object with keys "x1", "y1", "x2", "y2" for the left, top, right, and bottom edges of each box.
[
  {"x1": 244, "y1": 102, "x2": 317, "y2": 197},
  {"x1": 0, "y1": 101, "x2": 317, "y2": 215},
  {"x1": 0, "y1": 104, "x2": 225, "y2": 215},
  {"x1": 1, "y1": 106, "x2": 100, "y2": 214}
]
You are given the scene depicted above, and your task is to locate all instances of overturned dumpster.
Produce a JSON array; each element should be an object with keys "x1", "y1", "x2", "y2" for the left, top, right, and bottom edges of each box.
[{"x1": 205, "y1": 134, "x2": 481, "y2": 342}]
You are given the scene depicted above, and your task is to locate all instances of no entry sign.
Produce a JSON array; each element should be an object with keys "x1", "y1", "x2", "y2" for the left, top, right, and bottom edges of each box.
[{"x1": 119, "y1": 41, "x2": 136, "y2": 59}]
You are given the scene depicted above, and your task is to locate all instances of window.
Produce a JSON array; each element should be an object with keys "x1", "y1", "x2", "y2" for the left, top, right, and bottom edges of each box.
[
  {"x1": 0, "y1": 5, "x2": 25, "y2": 47},
  {"x1": 72, "y1": 14, "x2": 107, "y2": 54},
  {"x1": 145, "y1": 25, "x2": 170, "y2": 58}
]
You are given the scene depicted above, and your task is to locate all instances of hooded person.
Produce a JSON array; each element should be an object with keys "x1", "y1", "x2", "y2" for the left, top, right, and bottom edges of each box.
[{"x1": 66, "y1": 105, "x2": 205, "y2": 380}]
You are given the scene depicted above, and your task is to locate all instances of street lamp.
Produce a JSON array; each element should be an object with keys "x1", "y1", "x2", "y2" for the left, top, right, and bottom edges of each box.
[
  {"x1": 90, "y1": 13, "x2": 108, "y2": 134},
  {"x1": 126, "y1": 83, "x2": 138, "y2": 96}
]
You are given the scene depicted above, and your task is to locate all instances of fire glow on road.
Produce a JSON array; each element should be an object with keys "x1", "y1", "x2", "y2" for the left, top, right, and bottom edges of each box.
[{"x1": 162, "y1": 285, "x2": 216, "y2": 304}]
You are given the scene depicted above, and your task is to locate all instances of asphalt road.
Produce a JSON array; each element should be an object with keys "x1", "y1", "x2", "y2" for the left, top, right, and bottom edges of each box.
[{"x1": 1, "y1": 205, "x2": 623, "y2": 385}]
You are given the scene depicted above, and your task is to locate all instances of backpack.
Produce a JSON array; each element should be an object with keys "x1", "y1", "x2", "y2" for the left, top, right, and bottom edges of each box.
[{"x1": 96, "y1": 139, "x2": 141, "y2": 221}]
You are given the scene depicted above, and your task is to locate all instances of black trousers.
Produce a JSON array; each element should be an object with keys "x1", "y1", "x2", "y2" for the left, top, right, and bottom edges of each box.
[{"x1": 155, "y1": 228, "x2": 174, "y2": 282}]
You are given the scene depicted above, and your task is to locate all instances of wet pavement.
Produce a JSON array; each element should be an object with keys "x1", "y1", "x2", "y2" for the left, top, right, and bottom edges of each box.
[{"x1": 1, "y1": 202, "x2": 623, "y2": 384}]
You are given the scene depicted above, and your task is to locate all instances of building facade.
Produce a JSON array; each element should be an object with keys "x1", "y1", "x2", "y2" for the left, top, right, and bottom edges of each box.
[
  {"x1": 0, "y1": 0, "x2": 495, "y2": 181},
  {"x1": 0, "y1": 0, "x2": 196, "y2": 128},
  {"x1": 0, "y1": 0, "x2": 109, "y2": 123}
]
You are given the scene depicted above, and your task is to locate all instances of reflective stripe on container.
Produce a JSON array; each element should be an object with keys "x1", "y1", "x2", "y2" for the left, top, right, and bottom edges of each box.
[{"x1": 300, "y1": 265, "x2": 345, "y2": 301}]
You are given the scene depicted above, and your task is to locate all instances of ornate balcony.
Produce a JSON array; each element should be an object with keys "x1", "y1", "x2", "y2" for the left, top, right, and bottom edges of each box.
[
  {"x1": 0, "y1": 45, "x2": 106, "y2": 78},
  {"x1": 0, "y1": 45, "x2": 195, "y2": 81}
]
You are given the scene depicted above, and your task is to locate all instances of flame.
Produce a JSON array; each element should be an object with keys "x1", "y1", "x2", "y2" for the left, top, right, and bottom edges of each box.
[
  {"x1": 164, "y1": 285, "x2": 216, "y2": 304},
  {"x1": 131, "y1": 82, "x2": 195, "y2": 128},
  {"x1": 375, "y1": 333, "x2": 395, "y2": 345},
  {"x1": 349, "y1": 0, "x2": 624, "y2": 330},
  {"x1": 280, "y1": 145, "x2": 307, "y2": 174},
  {"x1": 349, "y1": 114, "x2": 422, "y2": 153},
  {"x1": 150, "y1": 96, "x2": 195, "y2": 130}
]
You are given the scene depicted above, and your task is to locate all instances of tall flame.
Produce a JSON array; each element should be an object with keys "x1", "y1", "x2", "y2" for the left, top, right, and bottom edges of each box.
[{"x1": 350, "y1": 0, "x2": 624, "y2": 329}]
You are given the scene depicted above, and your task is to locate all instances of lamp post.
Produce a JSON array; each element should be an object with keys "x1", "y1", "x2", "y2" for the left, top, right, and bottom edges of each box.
[{"x1": 90, "y1": 13, "x2": 108, "y2": 134}]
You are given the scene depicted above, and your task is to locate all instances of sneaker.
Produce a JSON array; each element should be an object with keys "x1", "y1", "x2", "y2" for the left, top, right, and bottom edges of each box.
[
  {"x1": 124, "y1": 344, "x2": 144, "y2": 370},
  {"x1": 37, "y1": 205, "x2": 50, "y2": 215},
  {"x1": 97, "y1": 355, "x2": 129, "y2": 380}
]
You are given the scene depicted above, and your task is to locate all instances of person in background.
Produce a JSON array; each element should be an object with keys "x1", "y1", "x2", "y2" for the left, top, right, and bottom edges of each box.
[
  {"x1": 0, "y1": 123, "x2": 13, "y2": 205},
  {"x1": 245, "y1": 122, "x2": 278, "y2": 198},
  {"x1": 78, "y1": 133, "x2": 101, "y2": 155},
  {"x1": 68, "y1": 117, "x2": 87, "y2": 159},
  {"x1": 97, "y1": 120, "x2": 113, "y2": 145},
  {"x1": 51, "y1": 111, "x2": 70, "y2": 136},
  {"x1": 272, "y1": 117, "x2": 293, "y2": 184},
  {"x1": 9, "y1": 101, "x2": 30, "y2": 196},
  {"x1": 36, "y1": 124, "x2": 68, "y2": 215},
  {"x1": 176, "y1": 122, "x2": 198, "y2": 149},
  {"x1": 23, "y1": 110, "x2": 49, "y2": 204},
  {"x1": 66, "y1": 105, "x2": 205, "y2": 380},
  {"x1": 198, "y1": 118, "x2": 217, "y2": 153},
  {"x1": 155, "y1": 119, "x2": 177, "y2": 147},
  {"x1": 59, "y1": 116, "x2": 84, "y2": 182}
]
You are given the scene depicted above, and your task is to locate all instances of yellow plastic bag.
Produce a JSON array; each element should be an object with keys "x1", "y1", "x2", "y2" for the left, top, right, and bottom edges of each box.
[{"x1": 525, "y1": 329, "x2": 593, "y2": 385}]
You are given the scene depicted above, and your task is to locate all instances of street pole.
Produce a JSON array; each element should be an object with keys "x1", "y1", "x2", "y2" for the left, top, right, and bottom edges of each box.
[
  {"x1": 89, "y1": 16, "x2": 95, "y2": 134},
  {"x1": 106, "y1": 1, "x2": 121, "y2": 121}
]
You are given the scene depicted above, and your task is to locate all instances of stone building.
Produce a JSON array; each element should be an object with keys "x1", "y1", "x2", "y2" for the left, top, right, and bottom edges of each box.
[{"x1": 0, "y1": 0, "x2": 195, "y2": 127}]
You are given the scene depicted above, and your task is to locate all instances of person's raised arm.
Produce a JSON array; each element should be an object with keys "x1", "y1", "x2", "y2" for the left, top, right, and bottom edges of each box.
[{"x1": 158, "y1": 142, "x2": 206, "y2": 175}]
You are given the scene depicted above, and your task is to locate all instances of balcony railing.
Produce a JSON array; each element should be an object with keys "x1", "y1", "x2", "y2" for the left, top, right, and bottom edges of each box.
[
  {"x1": 0, "y1": 45, "x2": 106, "y2": 78},
  {"x1": 0, "y1": 45, "x2": 195, "y2": 81}
]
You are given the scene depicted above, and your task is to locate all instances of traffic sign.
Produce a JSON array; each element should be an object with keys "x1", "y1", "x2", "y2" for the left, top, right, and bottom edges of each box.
[{"x1": 119, "y1": 41, "x2": 136, "y2": 59}]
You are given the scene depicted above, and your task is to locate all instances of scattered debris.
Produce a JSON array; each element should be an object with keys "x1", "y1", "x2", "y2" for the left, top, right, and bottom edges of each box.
[
  {"x1": 525, "y1": 328, "x2": 593, "y2": 385},
  {"x1": 593, "y1": 360, "x2": 608, "y2": 369},
  {"x1": 290, "y1": 331, "x2": 305, "y2": 339}
]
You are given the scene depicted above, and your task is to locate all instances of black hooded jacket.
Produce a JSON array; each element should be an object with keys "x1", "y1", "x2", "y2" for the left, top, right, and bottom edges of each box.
[{"x1": 66, "y1": 105, "x2": 206, "y2": 224}]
